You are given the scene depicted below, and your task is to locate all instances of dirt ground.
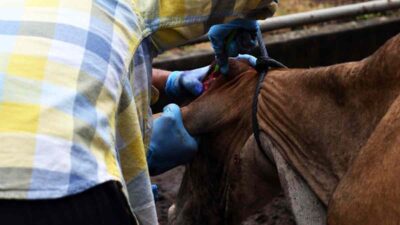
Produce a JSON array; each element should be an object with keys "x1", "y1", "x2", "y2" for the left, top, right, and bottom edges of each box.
[
  {"x1": 151, "y1": 167, "x2": 185, "y2": 225},
  {"x1": 276, "y1": 0, "x2": 369, "y2": 16},
  {"x1": 152, "y1": 167, "x2": 295, "y2": 225}
]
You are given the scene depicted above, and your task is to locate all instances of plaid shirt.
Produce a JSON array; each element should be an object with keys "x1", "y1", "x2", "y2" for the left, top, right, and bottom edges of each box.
[{"x1": 0, "y1": 0, "x2": 276, "y2": 223}]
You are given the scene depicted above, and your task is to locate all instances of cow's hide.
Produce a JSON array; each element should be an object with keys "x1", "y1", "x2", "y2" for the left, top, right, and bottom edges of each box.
[{"x1": 171, "y1": 33, "x2": 400, "y2": 225}]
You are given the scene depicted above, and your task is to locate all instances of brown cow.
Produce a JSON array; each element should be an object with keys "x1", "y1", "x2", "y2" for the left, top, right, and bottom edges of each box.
[{"x1": 169, "y1": 33, "x2": 400, "y2": 225}]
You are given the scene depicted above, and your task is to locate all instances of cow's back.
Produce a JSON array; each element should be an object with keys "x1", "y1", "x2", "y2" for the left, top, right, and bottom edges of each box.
[
  {"x1": 326, "y1": 33, "x2": 400, "y2": 224},
  {"x1": 257, "y1": 34, "x2": 400, "y2": 205},
  {"x1": 328, "y1": 92, "x2": 400, "y2": 225}
]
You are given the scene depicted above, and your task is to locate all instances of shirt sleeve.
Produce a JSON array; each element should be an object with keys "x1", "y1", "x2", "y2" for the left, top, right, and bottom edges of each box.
[{"x1": 135, "y1": 0, "x2": 278, "y2": 52}]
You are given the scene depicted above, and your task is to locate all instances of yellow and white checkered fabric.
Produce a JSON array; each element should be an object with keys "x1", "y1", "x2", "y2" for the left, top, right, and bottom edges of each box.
[{"x1": 0, "y1": 0, "x2": 276, "y2": 223}]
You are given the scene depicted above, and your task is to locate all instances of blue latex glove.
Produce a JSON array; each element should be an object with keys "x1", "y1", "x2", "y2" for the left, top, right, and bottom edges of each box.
[
  {"x1": 147, "y1": 104, "x2": 198, "y2": 176},
  {"x1": 165, "y1": 65, "x2": 210, "y2": 99},
  {"x1": 151, "y1": 184, "x2": 159, "y2": 201},
  {"x1": 235, "y1": 54, "x2": 257, "y2": 67},
  {"x1": 208, "y1": 19, "x2": 259, "y2": 74}
]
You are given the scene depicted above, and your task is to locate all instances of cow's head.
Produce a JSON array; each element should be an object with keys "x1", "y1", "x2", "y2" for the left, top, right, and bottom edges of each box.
[{"x1": 170, "y1": 60, "x2": 281, "y2": 225}]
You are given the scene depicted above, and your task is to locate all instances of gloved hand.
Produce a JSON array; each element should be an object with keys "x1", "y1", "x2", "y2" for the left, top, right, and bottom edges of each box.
[
  {"x1": 165, "y1": 65, "x2": 210, "y2": 99},
  {"x1": 147, "y1": 104, "x2": 198, "y2": 176},
  {"x1": 235, "y1": 54, "x2": 257, "y2": 67},
  {"x1": 208, "y1": 19, "x2": 259, "y2": 74},
  {"x1": 151, "y1": 184, "x2": 159, "y2": 201}
]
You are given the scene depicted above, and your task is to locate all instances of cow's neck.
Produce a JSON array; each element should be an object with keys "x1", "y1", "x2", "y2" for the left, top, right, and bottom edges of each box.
[
  {"x1": 179, "y1": 67, "x2": 262, "y2": 225},
  {"x1": 258, "y1": 43, "x2": 400, "y2": 205}
]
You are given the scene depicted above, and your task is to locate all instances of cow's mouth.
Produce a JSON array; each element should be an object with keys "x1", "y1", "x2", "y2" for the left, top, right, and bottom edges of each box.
[{"x1": 202, "y1": 68, "x2": 221, "y2": 92}]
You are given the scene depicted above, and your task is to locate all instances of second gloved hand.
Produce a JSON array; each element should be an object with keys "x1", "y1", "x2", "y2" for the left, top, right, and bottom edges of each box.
[
  {"x1": 165, "y1": 65, "x2": 210, "y2": 100},
  {"x1": 208, "y1": 19, "x2": 259, "y2": 74},
  {"x1": 147, "y1": 104, "x2": 198, "y2": 176},
  {"x1": 235, "y1": 54, "x2": 257, "y2": 67}
]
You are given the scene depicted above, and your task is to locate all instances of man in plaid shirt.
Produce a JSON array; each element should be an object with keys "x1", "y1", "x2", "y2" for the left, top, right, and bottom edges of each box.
[{"x1": 0, "y1": 0, "x2": 277, "y2": 224}]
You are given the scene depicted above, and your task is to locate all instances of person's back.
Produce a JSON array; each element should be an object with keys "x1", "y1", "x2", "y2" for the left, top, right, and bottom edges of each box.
[
  {"x1": 0, "y1": 1, "x2": 151, "y2": 224},
  {"x1": 0, "y1": 0, "x2": 142, "y2": 199}
]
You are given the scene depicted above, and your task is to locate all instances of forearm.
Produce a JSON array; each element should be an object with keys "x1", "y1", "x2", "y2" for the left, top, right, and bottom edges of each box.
[
  {"x1": 152, "y1": 68, "x2": 171, "y2": 92},
  {"x1": 151, "y1": 68, "x2": 174, "y2": 113},
  {"x1": 151, "y1": 65, "x2": 208, "y2": 112}
]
